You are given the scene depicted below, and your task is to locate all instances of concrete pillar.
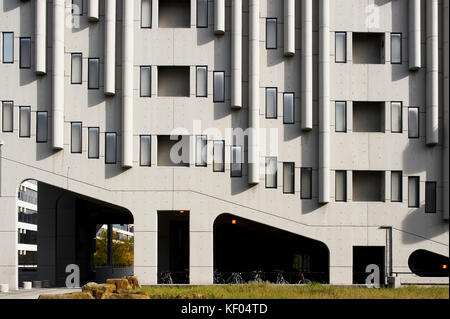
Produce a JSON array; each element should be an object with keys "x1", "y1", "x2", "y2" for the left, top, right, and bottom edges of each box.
[
  {"x1": 88, "y1": 0, "x2": 99, "y2": 22},
  {"x1": 215, "y1": 0, "x2": 225, "y2": 35},
  {"x1": 284, "y1": 0, "x2": 295, "y2": 57},
  {"x1": 35, "y1": 0, "x2": 46, "y2": 75},
  {"x1": 409, "y1": 0, "x2": 421, "y2": 70},
  {"x1": 52, "y1": 0, "x2": 65, "y2": 150},
  {"x1": 105, "y1": 0, "x2": 116, "y2": 96},
  {"x1": 248, "y1": 0, "x2": 260, "y2": 185},
  {"x1": 426, "y1": 0, "x2": 439, "y2": 145},
  {"x1": 319, "y1": 0, "x2": 330, "y2": 204},
  {"x1": 122, "y1": 0, "x2": 134, "y2": 168},
  {"x1": 0, "y1": 196, "x2": 18, "y2": 290},
  {"x1": 444, "y1": 0, "x2": 449, "y2": 220},
  {"x1": 231, "y1": 0, "x2": 242, "y2": 109},
  {"x1": 107, "y1": 224, "x2": 113, "y2": 266},
  {"x1": 190, "y1": 231, "x2": 214, "y2": 285},
  {"x1": 301, "y1": 0, "x2": 313, "y2": 131}
]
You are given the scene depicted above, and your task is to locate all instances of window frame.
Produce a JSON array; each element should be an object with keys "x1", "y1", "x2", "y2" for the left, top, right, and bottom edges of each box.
[
  {"x1": 408, "y1": 107, "x2": 420, "y2": 139},
  {"x1": 265, "y1": 157, "x2": 278, "y2": 189},
  {"x1": 213, "y1": 140, "x2": 225, "y2": 172},
  {"x1": 265, "y1": 87, "x2": 278, "y2": 119},
  {"x1": 213, "y1": 71, "x2": 225, "y2": 103},
  {"x1": 230, "y1": 145, "x2": 243, "y2": 178},
  {"x1": 196, "y1": 0, "x2": 208, "y2": 28},
  {"x1": 335, "y1": 32, "x2": 347, "y2": 63},
  {"x1": 105, "y1": 132, "x2": 118, "y2": 164},
  {"x1": 283, "y1": 92, "x2": 295, "y2": 125},
  {"x1": 301, "y1": 167, "x2": 313, "y2": 200},
  {"x1": 71, "y1": 53, "x2": 83, "y2": 85},
  {"x1": 390, "y1": 32, "x2": 402, "y2": 65},
  {"x1": 335, "y1": 170, "x2": 347, "y2": 202},
  {"x1": 283, "y1": 162, "x2": 295, "y2": 194},
  {"x1": 19, "y1": 106, "x2": 31, "y2": 138},
  {"x1": 196, "y1": 65, "x2": 208, "y2": 98},
  {"x1": 391, "y1": 171, "x2": 403, "y2": 203},
  {"x1": 266, "y1": 18, "x2": 278, "y2": 50},
  {"x1": 19, "y1": 37, "x2": 31, "y2": 69},
  {"x1": 2, "y1": 101, "x2": 14, "y2": 133},
  {"x1": 140, "y1": 65, "x2": 152, "y2": 97},
  {"x1": 2, "y1": 32, "x2": 14, "y2": 64},
  {"x1": 88, "y1": 127, "x2": 100, "y2": 159},
  {"x1": 88, "y1": 57, "x2": 100, "y2": 90},
  {"x1": 70, "y1": 121, "x2": 83, "y2": 154},
  {"x1": 335, "y1": 101, "x2": 347, "y2": 132},
  {"x1": 408, "y1": 176, "x2": 420, "y2": 208},
  {"x1": 139, "y1": 135, "x2": 152, "y2": 167},
  {"x1": 72, "y1": 0, "x2": 83, "y2": 16},
  {"x1": 36, "y1": 111, "x2": 48, "y2": 143},
  {"x1": 391, "y1": 101, "x2": 403, "y2": 133},
  {"x1": 425, "y1": 181, "x2": 437, "y2": 214},
  {"x1": 141, "y1": 0, "x2": 153, "y2": 29},
  {"x1": 195, "y1": 135, "x2": 208, "y2": 167}
]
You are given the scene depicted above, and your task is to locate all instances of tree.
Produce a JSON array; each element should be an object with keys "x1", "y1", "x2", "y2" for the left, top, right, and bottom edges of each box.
[{"x1": 94, "y1": 228, "x2": 134, "y2": 267}]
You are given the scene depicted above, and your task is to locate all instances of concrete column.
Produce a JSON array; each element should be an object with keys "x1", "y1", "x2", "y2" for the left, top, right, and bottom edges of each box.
[
  {"x1": 426, "y1": 0, "x2": 439, "y2": 145},
  {"x1": 409, "y1": 0, "x2": 421, "y2": 70},
  {"x1": 35, "y1": 0, "x2": 46, "y2": 75},
  {"x1": 190, "y1": 231, "x2": 214, "y2": 285},
  {"x1": 284, "y1": 0, "x2": 295, "y2": 57},
  {"x1": 231, "y1": 0, "x2": 242, "y2": 109},
  {"x1": 215, "y1": 0, "x2": 225, "y2": 35},
  {"x1": 122, "y1": 0, "x2": 134, "y2": 168},
  {"x1": 107, "y1": 224, "x2": 113, "y2": 266},
  {"x1": 319, "y1": 0, "x2": 330, "y2": 204},
  {"x1": 0, "y1": 196, "x2": 18, "y2": 290},
  {"x1": 248, "y1": 0, "x2": 260, "y2": 185},
  {"x1": 105, "y1": 0, "x2": 116, "y2": 96},
  {"x1": 53, "y1": 0, "x2": 65, "y2": 150},
  {"x1": 444, "y1": 0, "x2": 449, "y2": 220},
  {"x1": 301, "y1": 0, "x2": 313, "y2": 131},
  {"x1": 88, "y1": 0, "x2": 99, "y2": 22}
]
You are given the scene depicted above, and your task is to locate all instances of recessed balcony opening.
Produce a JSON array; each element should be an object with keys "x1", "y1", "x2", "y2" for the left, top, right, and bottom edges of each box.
[
  {"x1": 353, "y1": 33, "x2": 385, "y2": 64},
  {"x1": 352, "y1": 171, "x2": 385, "y2": 202},
  {"x1": 157, "y1": 135, "x2": 190, "y2": 167},
  {"x1": 353, "y1": 102, "x2": 385, "y2": 132},
  {"x1": 158, "y1": 66, "x2": 190, "y2": 97},
  {"x1": 159, "y1": 0, "x2": 191, "y2": 28}
]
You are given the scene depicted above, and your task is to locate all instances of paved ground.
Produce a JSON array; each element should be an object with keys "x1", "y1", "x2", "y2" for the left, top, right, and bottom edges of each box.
[{"x1": 0, "y1": 288, "x2": 81, "y2": 299}]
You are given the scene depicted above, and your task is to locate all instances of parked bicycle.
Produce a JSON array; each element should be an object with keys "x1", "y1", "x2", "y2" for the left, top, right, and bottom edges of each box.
[
  {"x1": 214, "y1": 270, "x2": 225, "y2": 284},
  {"x1": 227, "y1": 272, "x2": 245, "y2": 284},
  {"x1": 250, "y1": 270, "x2": 264, "y2": 283},
  {"x1": 160, "y1": 271, "x2": 173, "y2": 285},
  {"x1": 275, "y1": 270, "x2": 289, "y2": 285},
  {"x1": 298, "y1": 273, "x2": 312, "y2": 285}
]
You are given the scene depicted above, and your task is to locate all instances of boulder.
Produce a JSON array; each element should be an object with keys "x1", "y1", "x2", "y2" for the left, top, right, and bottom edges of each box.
[
  {"x1": 102, "y1": 292, "x2": 150, "y2": 300},
  {"x1": 125, "y1": 276, "x2": 141, "y2": 290},
  {"x1": 39, "y1": 292, "x2": 95, "y2": 300},
  {"x1": 82, "y1": 282, "x2": 116, "y2": 299},
  {"x1": 106, "y1": 279, "x2": 130, "y2": 291}
]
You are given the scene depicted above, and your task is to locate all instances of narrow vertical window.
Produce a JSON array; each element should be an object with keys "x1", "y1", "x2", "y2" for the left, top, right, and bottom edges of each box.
[
  {"x1": 88, "y1": 58, "x2": 100, "y2": 89},
  {"x1": 140, "y1": 66, "x2": 151, "y2": 97},
  {"x1": 72, "y1": 0, "x2": 83, "y2": 16},
  {"x1": 391, "y1": 171, "x2": 402, "y2": 202},
  {"x1": 391, "y1": 102, "x2": 403, "y2": 133},
  {"x1": 19, "y1": 37, "x2": 31, "y2": 69},
  {"x1": 213, "y1": 71, "x2": 225, "y2": 103},
  {"x1": 2, "y1": 32, "x2": 14, "y2": 63},
  {"x1": 335, "y1": 170, "x2": 347, "y2": 202},
  {"x1": 2, "y1": 101, "x2": 14, "y2": 132},
  {"x1": 213, "y1": 140, "x2": 225, "y2": 172},
  {"x1": 266, "y1": 18, "x2": 277, "y2": 49},
  {"x1": 301, "y1": 168, "x2": 312, "y2": 199},
  {"x1": 408, "y1": 107, "x2": 419, "y2": 138},
  {"x1": 231, "y1": 146, "x2": 242, "y2": 178},
  {"x1": 19, "y1": 106, "x2": 31, "y2": 138},
  {"x1": 88, "y1": 127, "x2": 99, "y2": 159},
  {"x1": 391, "y1": 33, "x2": 402, "y2": 64},
  {"x1": 196, "y1": 66, "x2": 207, "y2": 97},
  {"x1": 196, "y1": 135, "x2": 207, "y2": 167},
  {"x1": 105, "y1": 132, "x2": 117, "y2": 164},
  {"x1": 71, "y1": 122, "x2": 82, "y2": 153},
  {"x1": 265, "y1": 157, "x2": 278, "y2": 189},
  {"x1": 335, "y1": 101, "x2": 347, "y2": 132},
  {"x1": 425, "y1": 182, "x2": 436, "y2": 213},
  {"x1": 140, "y1": 135, "x2": 152, "y2": 167},
  {"x1": 283, "y1": 93, "x2": 295, "y2": 124},
  {"x1": 141, "y1": 0, "x2": 152, "y2": 28},
  {"x1": 283, "y1": 162, "x2": 295, "y2": 194},
  {"x1": 408, "y1": 176, "x2": 420, "y2": 208},
  {"x1": 36, "y1": 112, "x2": 48, "y2": 143},
  {"x1": 266, "y1": 88, "x2": 277, "y2": 119},
  {"x1": 71, "y1": 53, "x2": 82, "y2": 84},
  {"x1": 197, "y1": 0, "x2": 208, "y2": 28},
  {"x1": 335, "y1": 32, "x2": 347, "y2": 63}
]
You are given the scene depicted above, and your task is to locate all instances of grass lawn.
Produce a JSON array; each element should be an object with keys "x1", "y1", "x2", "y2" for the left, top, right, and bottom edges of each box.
[{"x1": 141, "y1": 283, "x2": 449, "y2": 299}]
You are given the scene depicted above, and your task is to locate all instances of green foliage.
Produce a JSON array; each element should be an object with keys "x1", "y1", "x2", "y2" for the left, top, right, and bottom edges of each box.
[{"x1": 93, "y1": 229, "x2": 134, "y2": 267}]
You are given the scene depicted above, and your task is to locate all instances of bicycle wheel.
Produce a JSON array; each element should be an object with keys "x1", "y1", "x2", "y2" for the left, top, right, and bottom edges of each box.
[{"x1": 299, "y1": 279, "x2": 312, "y2": 285}]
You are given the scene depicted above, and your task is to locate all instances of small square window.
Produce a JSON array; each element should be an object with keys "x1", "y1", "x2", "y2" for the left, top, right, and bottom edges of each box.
[
  {"x1": 141, "y1": 0, "x2": 152, "y2": 28},
  {"x1": 71, "y1": 122, "x2": 82, "y2": 153},
  {"x1": 213, "y1": 140, "x2": 225, "y2": 172},
  {"x1": 140, "y1": 66, "x2": 151, "y2": 97},
  {"x1": 266, "y1": 18, "x2": 277, "y2": 49},
  {"x1": 71, "y1": 53, "x2": 82, "y2": 84},
  {"x1": 88, "y1": 127, "x2": 100, "y2": 159},
  {"x1": 19, "y1": 106, "x2": 31, "y2": 138},
  {"x1": 231, "y1": 146, "x2": 242, "y2": 178},
  {"x1": 391, "y1": 33, "x2": 402, "y2": 64},
  {"x1": 283, "y1": 93, "x2": 295, "y2": 124},
  {"x1": 197, "y1": 0, "x2": 208, "y2": 28},
  {"x1": 2, "y1": 101, "x2": 14, "y2": 133},
  {"x1": 408, "y1": 176, "x2": 420, "y2": 208},
  {"x1": 88, "y1": 58, "x2": 100, "y2": 89},
  {"x1": 335, "y1": 101, "x2": 347, "y2": 132},
  {"x1": 140, "y1": 135, "x2": 152, "y2": 167},
  {"x1": 391, "y1": 102, "x2": 403, "y2": 133},
  {"x1": 266, "y1": 88, "x2": 277, "y2": 119},
  {"x1": 425, "y1": 182, "x2": 436, "y2": 213},
  {"x1": 301, "y1": 168, "x2": 312, "y2": 199},
  {"x1": 196, "y1": 66, "x2": 208, "y2": 97},
  {"x1": 265, "y1": 157, "x2": 278, "y2": 189},
  {"x1": 36, "y1": 112, "x2": 48, "y2": 143},
  {"x1": 335, "y1": 170, "x2": 347, "y2": 202},
  {"x1": 2, "y1": 32, "x2": 14, "y2": 64},
  {"x1": 335, "y1": 32, "x2": 347, "y2": 63},
  {"x1": 408, "y1": 107, "x2": 419, "y2": 138},
  {"x1": 105, "y1": 132, "x2": 117, "y2": 164},
  {"x1": 196, "y1": 135, "x2": 207, "y2": 167},
  {"x1": 213, "y1": 71, "x2": 225, "y2": 103},
  {"x1": 283, "y1": 162, "x2": 295, "y2": 194},
  {"x1": 391, "y1": 171, "x2": 402, "y2": 202},
  {"x1": 72, "y1": 0, "x2": 83, "y2": 16},
  {"x1": 19, "y1": 37, "x2": 31, "y2": 69}
]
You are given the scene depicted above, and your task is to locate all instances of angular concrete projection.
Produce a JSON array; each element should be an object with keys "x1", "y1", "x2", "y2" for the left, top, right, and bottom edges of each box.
[
  {"x1": 35, "y1": 0, "x2": 46, "y2": 75},
  {"x1": 248, "y1": 0, "x2": 260, "y2": 184},
  {"x1": 105, "y1": 0, "x2": 116, "y2": 96},
  {"x1": 231, "y1": 0, "x2": 242, "y2": 109},
  {"x1": 301, "y1": 0, "x2": 313, "y2": 131},
  {"x1": 122, "y1": 0, "x2": 134, "y2": 168},
  {"x1": 215, "y1": 0, "x2": 225, "y2": 35},
  {"x1": 52, "y1": 0, "x2": 65, "y2": 150},
  {"x1": 284, "y1": 0, "x2": 295, "y2": 57},
  {"x1": 88, "y1": 0, "x2": 99, "y2": 22},
  {"x1": 319, "y1": 0, "x2": 330, "y2": 204},
  {"x1": 426, "y1": 0, "x2": 439, "y2": 145},
  {"x1": 444, "y1": 0, "x2": 449, "y2": 220},
  {"x1": 409, "y1": 0, "x2": 421, "y2": 70}
]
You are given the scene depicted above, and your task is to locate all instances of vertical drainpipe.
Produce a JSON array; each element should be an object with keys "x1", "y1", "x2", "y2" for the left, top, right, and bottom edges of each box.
[
  {"x1": 248, "y1": 0, "x2": 260, "y2": 185},
  {"x1": 88, "y1": 0, "x2": 99, "y2": 22},
  {"x1": 53, "y1": 0, "x2": 64, "y2": 150},
  {"x1": 215, "y1": 0, "x2": 225, "y2": 35},
  {"x1": 409, "y1": 0, "x2": 421, "y2": 71},
  {"x1": 232, "y1": 0, "x2": 242, "y2": 109},
  {"x1": 35, "y1": 0, "x2": 46, "y2": 75},
  {"x1": 319, "y1": 0, "x2": 330, "y2": 204},
  {"x1": 443, "y1": 0, "x2": 449, "y2": 220},
  {"x1": 284, "y1": 0, "x2": 295, "y2": 57},
  {"x1": 301, "y1": 0, "x2": 313, "y2": 131},
  {"x1": 122, "y1": 0, "x2": 134, "y2": 168},
  {"x1": 426, "y1": 0, "x2": 439, "y2": 146},
  {"x1": 105, "y1": 0, "x2": 116, "y2": 96}
]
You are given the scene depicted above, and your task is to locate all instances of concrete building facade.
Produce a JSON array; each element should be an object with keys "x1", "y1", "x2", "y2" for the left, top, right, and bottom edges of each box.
[{"x1": 0, "y1": 0, "x2": 449, "y2": 289}]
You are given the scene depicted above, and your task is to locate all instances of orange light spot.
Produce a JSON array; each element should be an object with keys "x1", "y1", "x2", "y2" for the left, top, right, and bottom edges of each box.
[
  {"x1": 443, "y1": 265, "x2": 448, "y2": 270},
  {"x1": 179, "y1": 210, "x2": 185, "y2": 214},
  {"x1": 231, "y1": 219, "x2": 237, "y2": 225}
]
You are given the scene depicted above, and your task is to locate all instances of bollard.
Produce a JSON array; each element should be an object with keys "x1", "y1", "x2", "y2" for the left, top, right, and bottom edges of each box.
[
  {"x1": 0, "y1": 284, "x2": 9, "y2": 293},
  {"x1": 23, "y1": 282, "x2": 32, "y2": 290},
  {"x1": 33, "y1": 281, "x2": 42, "y2": 289}
]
